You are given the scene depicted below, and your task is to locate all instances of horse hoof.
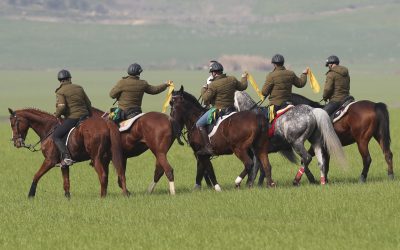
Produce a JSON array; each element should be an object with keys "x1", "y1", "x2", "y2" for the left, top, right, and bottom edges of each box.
[
  {"x1": 28, "y1": 195, "x2": 35, "y2": 199},
  {"x1": 193, "y1": 184, "x2": 201, "y2": 190},
  {"x1": 235, "y1": 184, "x2": 240, "y2": 189},
  {"x1": 292, "y1": 180, "x2": 300, "y2": 187},
  {"x1": 268, "y1": 182, "x2": 276, "y2": 188},
  {"x1": 124, "y1": 191, "x2": 131, "y2": 197},
  {"x1": 64, "y1": 192, "x2": 71, "y2": 199},
  {"x1": 359, "y1": 175, "x2": 367, "y2": 183},
  {"x1": 388, "y1": 174, "x2": 394, "y2": 180},
  {"x1": 214, "y1": 184, "x2": 222, "y2": 192}
]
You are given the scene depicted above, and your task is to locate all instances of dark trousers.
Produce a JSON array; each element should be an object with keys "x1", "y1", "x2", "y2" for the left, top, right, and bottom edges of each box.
[
  {"x1": 323, "y1": 102, "x2": 340, "y2": 116},
  {"x1": 53, "y1": 118, "x2": 79, "y2": 152}
]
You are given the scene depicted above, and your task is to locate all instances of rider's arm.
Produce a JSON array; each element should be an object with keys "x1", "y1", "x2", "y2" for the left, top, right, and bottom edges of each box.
[
  {"x1": 323, "y1": 74, "x2": 334, "y2": 101},
  {"x1": 202, "y1": 85, "x2": 216, "y2": 105},
  {"x1": 109, "y1": 80, "x2": 123, "y2": 99},
  {"x1": 55, "y1": 93, "x2": 66, "y2": 118},
  {"x1": 262, "y1": 74, "x2": 274, "y2": 97},
  {"x1": 144, "y1": 81, "x2": 168, "y2": 95},
  {"x1": 293, "y1": 73, "x2": 307, "y2": 88}
]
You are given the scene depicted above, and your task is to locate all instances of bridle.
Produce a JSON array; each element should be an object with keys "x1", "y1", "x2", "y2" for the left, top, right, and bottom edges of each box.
[{"x1": 10, "y1": 112, "x2": 53, "y2": 152}]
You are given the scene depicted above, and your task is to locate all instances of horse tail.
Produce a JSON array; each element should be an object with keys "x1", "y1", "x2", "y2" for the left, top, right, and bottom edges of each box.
[
  {"x1": 375, "y1": 102, "x2": 391, "y2": 152},
  {"x1": 106, "y1": 120, "x2": 125, "y2": 173},
  {"x1": 312, "y1": 108, "x2": 347, "y2": 167}
]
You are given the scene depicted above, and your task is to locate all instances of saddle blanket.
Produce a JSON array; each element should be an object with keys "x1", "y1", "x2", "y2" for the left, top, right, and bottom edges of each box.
[
  {"x1": 119, "y1": 113, "x2": 146, "y2": 132},
  {"x1": 268, "y1": 105, "x2": 293, "y2": 138},
  {"x1": 333, "y1": 102, "x2": 356, "y2": 123},
  {"x1": 208, "y1": 112, "x2": 237, "y2": 138}
]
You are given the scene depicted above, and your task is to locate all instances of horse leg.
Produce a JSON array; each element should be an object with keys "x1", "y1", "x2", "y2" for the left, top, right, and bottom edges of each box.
[
  {"x1": 357, "y1": 141, "x2": 372, "y2": 183},
  {"x1": 155, "y1": 153, "x2": 175, "y2": 195},
  {"x1": 374, "y1": 135, "x2": 394, "y2": 180},
  {"x1": 258, "y1": 166, "x2": 266, "y2": 187},
  {"x1": 28, "y1": 159, "x2": 56, "y2": 198},
  {"x1": 61, "y1": 167, "x2": 71, "y2": 198},
  {"x1": 196, "y1": 156, "x2": 221, "y2": 191},
  {"x1": 312, "y1": 143, "x2": 327, "y2": 185},
  {"x1": 148, "y1": 164, "x2": 164, "y2": 194},
  {"x1": 233, "y1": 149, "x2": 254, "y2": 188},
  {"x1": 291, "y1": 142, "x2": 312, "y2": 186},
  {"x1": 116, "y1": 157, "x2": 130, "y2": 196},
  {"x1": 303, "y1": 147, "x2": 317, "y2": 184},
  {"x1": 93, "y1": 159, "x2": 108, "y2": 197}
]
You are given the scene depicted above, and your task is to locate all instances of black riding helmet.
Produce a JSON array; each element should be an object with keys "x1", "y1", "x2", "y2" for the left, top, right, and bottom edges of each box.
[
  {"x1": 127, "y1": 63, "x2": 143, "y2": 76},
  {"x1": 209, "y1": 61, "x2": 224, "y2": 73},
  {"x1": 325, "y1": 55, "x2": 340, "y2": 67},
  {"x1": 271, "y1": 54, "x2": 285, "y2": 66},
  {"x1": 57, "y1": 69, "x2": 71, "y2": 81}
]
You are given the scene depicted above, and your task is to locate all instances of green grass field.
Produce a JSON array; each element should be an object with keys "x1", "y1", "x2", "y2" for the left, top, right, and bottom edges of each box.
[{"x1": 0, "y1": 70, "x2": 399, "y2": 249}]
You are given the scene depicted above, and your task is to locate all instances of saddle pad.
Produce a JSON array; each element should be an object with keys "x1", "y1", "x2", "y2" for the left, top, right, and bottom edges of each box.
[
  {"x1": 333, "y1": 102, "x2": 356, "y2": 123},
  {"x1": 208, "y1": 112, "x2": 237, "y2": 138},
  {"x1": 268, "y1": 106, "x2": 293, "y2": 138},
  {"x1": 119, "y1": 113, "x2": 146, "y2": 132}
]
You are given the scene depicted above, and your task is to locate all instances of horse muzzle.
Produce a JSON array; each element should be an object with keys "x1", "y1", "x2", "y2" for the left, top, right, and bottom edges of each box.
[{"x1": 12, "y1": 137, "x2": 25, "y2": 148}]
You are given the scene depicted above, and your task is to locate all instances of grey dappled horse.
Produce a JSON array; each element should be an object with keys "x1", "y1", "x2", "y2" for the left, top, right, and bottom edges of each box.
[{"x1": 233, "y1": 91, "x2": 346, "y2": 186}]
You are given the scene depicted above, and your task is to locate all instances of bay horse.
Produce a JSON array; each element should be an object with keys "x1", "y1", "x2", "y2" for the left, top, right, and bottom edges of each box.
[
  {"x1": 91, "y1": 107, "x2": 182, "y2": 195},
  {"x1": 169, "y1": 86, "x2": 274, "y2": 190},
  {"x1": 8, "y1": 108, "x2": 129, "y2": 198},
  {"x1": 290, "y1": 93, "x2": 394, "y2": 182},
  {"x1": 233, "y1": 91, "x2": 346, "y2": 186}
]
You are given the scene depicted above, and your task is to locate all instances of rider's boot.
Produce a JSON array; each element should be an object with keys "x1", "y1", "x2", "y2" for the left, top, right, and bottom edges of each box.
[
  {"x1": 54, "y1": 139, "x2": 73, "y2": 168},
  {"x1": 197, "y1": 127, "x2": 213, "y2": 156}
]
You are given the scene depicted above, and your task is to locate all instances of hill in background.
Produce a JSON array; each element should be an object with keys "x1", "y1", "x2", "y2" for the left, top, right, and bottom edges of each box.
[{"x1": 0, "y1": 0, "x2": 399, "y2": 71}]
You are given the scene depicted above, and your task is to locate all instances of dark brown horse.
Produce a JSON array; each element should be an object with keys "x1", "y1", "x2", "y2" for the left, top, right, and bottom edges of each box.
[
  {"x1": 8, "y1": 108, "x2": 129, "y2": 198},
  {"x1": 290, "y1": 94, "x2": 394, "y2": 182},
  {"x1": 169, "y1": 86, "x2": 274, "y2": 190},
  {"x1": 91, "y1": 107, "x2": 182, "y2": 195}
]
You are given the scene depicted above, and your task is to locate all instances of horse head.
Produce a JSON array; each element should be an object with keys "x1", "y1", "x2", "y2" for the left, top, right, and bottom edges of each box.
[
  {"x1": 170, "y1": 85, "x2": 205, "y2": 126},
  {"x1": 8, "y1": 108, "x2": 29, "y2": 148}
]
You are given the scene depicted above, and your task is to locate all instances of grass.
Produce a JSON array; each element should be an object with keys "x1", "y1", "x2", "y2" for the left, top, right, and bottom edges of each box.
[{"x1": 0, "y1": 70, "x2": 399, "y2": 249}]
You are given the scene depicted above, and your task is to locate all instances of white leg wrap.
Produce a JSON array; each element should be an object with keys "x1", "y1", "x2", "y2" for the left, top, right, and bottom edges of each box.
[
  {"x1": 147, "y1": 181, "x2": 156, "y2": 194},
  {"x1": 214, "y1": 184, "x2": 222, "y2": 192},
  {"x1": 235, "y1": 176, "x2": 243, "y2": 185},
  {"x1": 169, "y1": 182, "x2": 176, "y2": 195}
]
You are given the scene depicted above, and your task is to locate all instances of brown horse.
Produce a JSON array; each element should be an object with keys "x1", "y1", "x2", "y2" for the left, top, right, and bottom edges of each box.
[
  {"x1": 290, "y1": 94, "x2": 394, "y2": 182},
  {"x1": 91, "y1": 107, "x2": 182, "y2": 195},
  {"x1": 8, "y1": 108, "x2": 129, "y2": 198},
  {"x1": 169, "y1": 86, "x2": 274, "y2": 190}
]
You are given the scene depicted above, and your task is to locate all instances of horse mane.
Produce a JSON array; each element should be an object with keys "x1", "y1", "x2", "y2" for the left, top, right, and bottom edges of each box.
[
  {"x1": 179, "y1": 90, "x2": 206, "y2": 111},
  {"x1": 16, "y1": 107, "x2": 56, "y2": 118},
  {"x1": 291, "y1": 93, "x2": 323, "y2": 108}
]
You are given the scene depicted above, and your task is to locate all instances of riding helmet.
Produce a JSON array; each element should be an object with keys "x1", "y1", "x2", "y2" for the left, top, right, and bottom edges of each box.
[
  {"x1": 209, "y1": 61, "x2": 224, "y2": 73},
  {"x1": 271, "y1": 54, "x2": 285, "y2": 65},
  {"x1": 127, "y1": 63, "x2": 143, "y2": 76},
  {"x1": 325, "y1": 55, "x2": 340, "y2": 67},
  {"x1": 57, "y1": 69, "x2": 72, "y2": 81}
]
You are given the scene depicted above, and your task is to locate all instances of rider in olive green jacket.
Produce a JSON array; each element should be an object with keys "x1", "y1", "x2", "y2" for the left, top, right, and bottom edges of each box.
[
  {"x1": 262, "y1": 54, "x2": 308, "y2": 111},
  {"x1": 196, "y1": 61, "x2": 248, "y2": 155},
  {"x1": 109, "y1": 63, "x2": 171, "y2": 119},
  {"x1": 53, "y1": 69, "x2": 92, "y2": 167},
  {"x1": 323, "y1": 55, "x2": 351, "y2": 115}
]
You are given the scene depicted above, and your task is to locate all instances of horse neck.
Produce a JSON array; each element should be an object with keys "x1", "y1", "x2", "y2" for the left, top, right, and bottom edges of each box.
[
  {"x1": 235, "y1": 91, "x2": 257, "y2": 111},
  {"x1": 21, "y1": 110, "x2": 57, "y2": 139},
  {"x1": 182, "y1": 103, "x2": 204, "y2": 130}
]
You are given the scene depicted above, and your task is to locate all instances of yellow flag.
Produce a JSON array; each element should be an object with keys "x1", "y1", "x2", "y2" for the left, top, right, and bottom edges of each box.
[
  {"x1": 307, "y1": 67, "x2": 321, "y2": 93},
  {"x1": 246, "y1": 72, "x2": 265, "y2": 101},
  {"x1": 162, "y1": 81, "x2": 175, "y2": 113}
]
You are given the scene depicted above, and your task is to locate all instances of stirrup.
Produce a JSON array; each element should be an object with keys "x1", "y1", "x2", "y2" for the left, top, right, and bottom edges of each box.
[{"x1": 61, "y1": 158, "x2": 74, "y2": 168}]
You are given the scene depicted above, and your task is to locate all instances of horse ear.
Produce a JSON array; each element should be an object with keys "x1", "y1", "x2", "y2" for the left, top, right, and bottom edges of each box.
[
  {"x1": 8, "y1": 108, "x2": 15, "y2": 115},
  {"x1": 179, "y1": 85, "x2": 184, "y2": 95}
]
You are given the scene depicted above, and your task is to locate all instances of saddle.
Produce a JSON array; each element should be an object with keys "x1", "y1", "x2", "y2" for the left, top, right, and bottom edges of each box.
[
  {"x1": 331, "y1": 96, "x2": 355, "y2": 123},
  {"x1": 109, "y1": 107, "x2": 142, "y2": 124},
  {"x1": 118, "y1": 113, "x2": 145, "y2": 132},
  {"x1": 206, "y1": 107, "x2": 237, "y2": 137},
  {"x1": 256, "y1": 105, "x2": 293, "y2": 138}
]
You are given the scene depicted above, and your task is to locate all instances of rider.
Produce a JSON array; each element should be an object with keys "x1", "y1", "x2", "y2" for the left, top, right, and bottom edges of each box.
[
  {"x1": 262, "y1": 54, "x2": 309, "y2": 112},
  {"x1": 53, "y1": 69, "x2": 92, "y2": 167},
  {"x1": 109, "y1": 63, "x2": 172, "y2": 119},
  {"x1": 196, "y1": 61, "x2": 248, "y2": 155},
  {"x1": 323, "y1": 55, "x2": 351, "y2": 116}
]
